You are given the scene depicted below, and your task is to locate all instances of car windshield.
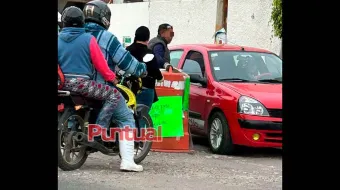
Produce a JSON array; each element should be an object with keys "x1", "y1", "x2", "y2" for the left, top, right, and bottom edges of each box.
[{"x1": 209, "y1": 51, "x2": 282, "y2": 83}]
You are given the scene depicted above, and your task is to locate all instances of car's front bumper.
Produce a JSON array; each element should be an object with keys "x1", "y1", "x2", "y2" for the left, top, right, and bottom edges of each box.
[
  {"x1": 226, "y1": 112, "x2": 282, "y2": 148},
  {"x1": 238, "y1": 119, "x2": 282, "y2": 146}
]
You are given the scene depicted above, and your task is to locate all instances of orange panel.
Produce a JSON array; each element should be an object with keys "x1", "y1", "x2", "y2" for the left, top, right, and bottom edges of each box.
[{"x1": 151, "y1": 69, "x2": 193, "y2": 153}]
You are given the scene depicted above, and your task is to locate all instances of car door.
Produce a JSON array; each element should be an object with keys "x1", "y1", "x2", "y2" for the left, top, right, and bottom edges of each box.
[{"x1": 180, "y1": 50, "x2": 208, "y2": 134}]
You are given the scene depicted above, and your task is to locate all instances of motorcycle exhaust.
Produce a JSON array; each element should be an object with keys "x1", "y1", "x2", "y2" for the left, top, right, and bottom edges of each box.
[{"x1": 73, "y1": 132, "x2": 114, "y2": 155}]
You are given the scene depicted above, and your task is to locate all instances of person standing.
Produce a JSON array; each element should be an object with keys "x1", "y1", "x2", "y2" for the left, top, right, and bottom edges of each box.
[
  {"x1": 148, "y1": 23, "x2": 176, "y2": 71},
  {"x1": 126, "y1": 26, "x2": 163, "y2": 108}
]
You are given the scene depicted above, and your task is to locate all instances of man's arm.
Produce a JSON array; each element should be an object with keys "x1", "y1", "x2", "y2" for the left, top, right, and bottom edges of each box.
[
  {"x1": 107, "y1": 35, "x2": 147, "y2": 77},
  {"x1": 153, "y1": 44, "x2": 166, "y2": 69},
  {"x1": 153, "y1": 44, "x2": 174, "y2": 71}
]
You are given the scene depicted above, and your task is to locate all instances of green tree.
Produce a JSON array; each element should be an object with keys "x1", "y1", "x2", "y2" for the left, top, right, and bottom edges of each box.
[{"x1": 270, "y1": 0, "x2": 282, "y2": 39}]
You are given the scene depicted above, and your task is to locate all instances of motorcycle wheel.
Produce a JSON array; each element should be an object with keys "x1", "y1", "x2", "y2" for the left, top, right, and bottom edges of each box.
[
  {"x1": 58, "y1": 109, "x2": 88, "y2": 171},
  {"x1": 119, "y1": 104, "x2": 153, "y2": 164}
]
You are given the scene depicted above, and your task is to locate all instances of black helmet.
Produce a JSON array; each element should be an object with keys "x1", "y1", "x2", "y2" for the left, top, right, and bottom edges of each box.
[
  {"x1": 83, "y1": 0, "x2": 111, "y2": 29},
  {"x1": 61, "y1": 6, "x2": 85, "y2": 28}
]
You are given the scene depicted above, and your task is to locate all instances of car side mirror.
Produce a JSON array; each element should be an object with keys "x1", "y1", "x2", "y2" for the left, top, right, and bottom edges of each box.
[
  {"x1": 189, "y1": 74, "x2": 207, "y2": 87},
  {"x1": 143, "y1": 53, "x2": 154, "y2": 63}
]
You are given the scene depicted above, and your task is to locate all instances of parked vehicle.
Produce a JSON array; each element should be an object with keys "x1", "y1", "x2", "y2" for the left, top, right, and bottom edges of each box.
[
  {"x1": 169, "y1": 44, "x2": 282, "y2": 155},
  {"x1": 57, "y1": 55, "x2": 154, "y2": 171}
]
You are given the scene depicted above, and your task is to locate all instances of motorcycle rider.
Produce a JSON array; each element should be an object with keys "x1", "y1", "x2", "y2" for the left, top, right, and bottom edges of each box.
[
  {"x1": 82, "y1": 0, "x2": 146, "y2": 172},
  {"x1": 58, "y1": 6, "x2": 120, "y2": 154}
]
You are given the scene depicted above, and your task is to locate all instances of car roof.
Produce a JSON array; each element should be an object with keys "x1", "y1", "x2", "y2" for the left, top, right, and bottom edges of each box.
[{"x1": 169, "y1": 44, "x2": 272, "y2": 53}]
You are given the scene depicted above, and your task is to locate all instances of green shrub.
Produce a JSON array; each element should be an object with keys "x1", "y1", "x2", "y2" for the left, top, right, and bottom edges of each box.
[{"x1": 270, "y1": 0, "x2": 282, "y2": 39}]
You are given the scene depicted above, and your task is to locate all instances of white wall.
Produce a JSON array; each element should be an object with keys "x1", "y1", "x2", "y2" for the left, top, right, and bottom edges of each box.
[
  {"x1": 148, "y1": 0, "x2": 218, "y2": 45},
  {"x1": 108, "y1": 0, "x2": 218, "y2": 45},
  {"x1": 108, "y1": 3, "x2": 150, "y2": 44},
  {"x1": 227, "y1": 0, "x2": 281, "y2": 55},
  {"x1": 108, "y1": 0, "x2": 281, "y2": 55}
]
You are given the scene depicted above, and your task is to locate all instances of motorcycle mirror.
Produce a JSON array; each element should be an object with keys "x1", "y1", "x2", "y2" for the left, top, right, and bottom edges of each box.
[
  {"x1": 118, "y1": 70, "x2": 126, "y2": 76},
  {"x1": 143, "y1": 54, "x2": 154, "y2": 63}
]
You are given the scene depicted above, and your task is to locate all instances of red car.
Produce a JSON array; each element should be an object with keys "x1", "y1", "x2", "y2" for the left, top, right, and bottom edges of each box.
[{"x1": 169, "y1": 44, "x2": 282, "y2": 155}]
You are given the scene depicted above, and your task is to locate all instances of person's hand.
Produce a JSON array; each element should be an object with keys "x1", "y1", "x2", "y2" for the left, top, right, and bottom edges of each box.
[
  {"x1": 171, "y1": 67, "x2": 181, "y2": 73},
  {"x1": 165, "y1": 63, "x2": 172, "y2": 71},
  {"x1": 112, "y1": 78, "x2": 119, "y2": 85}
]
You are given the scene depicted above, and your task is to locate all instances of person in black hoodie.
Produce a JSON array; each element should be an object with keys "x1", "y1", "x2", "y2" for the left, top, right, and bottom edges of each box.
[{"x1": 126, "y1": 26, "x2": 163, "y2": 109}]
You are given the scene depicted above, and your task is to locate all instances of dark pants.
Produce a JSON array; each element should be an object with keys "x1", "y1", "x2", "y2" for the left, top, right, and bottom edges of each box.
[{"x1": 136, "y1": 88, "x2": 155, "y2": 129}]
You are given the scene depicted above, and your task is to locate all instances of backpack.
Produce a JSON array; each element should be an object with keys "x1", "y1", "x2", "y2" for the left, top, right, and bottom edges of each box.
[{"x1": 58, "y1": 64, "x2": 65, "y2": 90}]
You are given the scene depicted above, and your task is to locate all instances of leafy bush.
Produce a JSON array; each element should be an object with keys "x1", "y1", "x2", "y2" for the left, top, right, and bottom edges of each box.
[{"x1": 270, "y1": 0, "x2": 282, "y2": 39}]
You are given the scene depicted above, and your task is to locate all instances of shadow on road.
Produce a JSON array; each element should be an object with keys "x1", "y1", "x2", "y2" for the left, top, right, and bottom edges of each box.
[{"x1": 192, "y1": 135, "x2": 282, "y2": 158}]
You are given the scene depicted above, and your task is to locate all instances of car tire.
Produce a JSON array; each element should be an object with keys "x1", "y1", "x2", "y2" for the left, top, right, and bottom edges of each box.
[{"x1": 208, "y1": 111, "x2": 235, "y2": 155}]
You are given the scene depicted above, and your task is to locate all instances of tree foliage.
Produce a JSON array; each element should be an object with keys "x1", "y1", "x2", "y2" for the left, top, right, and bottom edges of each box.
[{"x1": 270, "y1": 0, "x2": 282, "y2": 39}]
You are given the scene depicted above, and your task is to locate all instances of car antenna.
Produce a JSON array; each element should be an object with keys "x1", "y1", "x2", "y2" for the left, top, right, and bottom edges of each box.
[{"x1": 227, "y1": 40, "x2": 245, "y2": 51}]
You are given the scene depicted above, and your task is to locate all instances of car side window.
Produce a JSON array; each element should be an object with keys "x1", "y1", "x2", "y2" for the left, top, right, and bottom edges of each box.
[
  {"x1": 169, "y1": 50, "x2": 184, "y2": 68},
  {"x1": 182, "y1": 51, "x2": 205, "y2": 76},
  {"x1": 182, "y1": 60, "x2": 203, "y2": 77},
  {"x1": 181, "y1": 51, "x2": 206, "y2": 86}
]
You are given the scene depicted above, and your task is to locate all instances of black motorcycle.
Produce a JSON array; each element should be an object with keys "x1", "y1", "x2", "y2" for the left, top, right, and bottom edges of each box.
[{"x1": 58, "y1": 56, "x2": 154, "y2": 171}]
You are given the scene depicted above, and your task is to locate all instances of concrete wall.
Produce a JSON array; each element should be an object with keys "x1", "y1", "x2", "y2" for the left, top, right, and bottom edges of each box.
[
  {"x1": 226, "y1": 0, "x2": 282, "y2": 55},
  {"x1": 108, "y1": 0, "x2": 218, "y2": 45},
  {"x1": 108, "y1": 3, "x2": 150, "y2": 44},
  {"x1": 107, "y1": 0, "x2": 281, "y2": 55}
]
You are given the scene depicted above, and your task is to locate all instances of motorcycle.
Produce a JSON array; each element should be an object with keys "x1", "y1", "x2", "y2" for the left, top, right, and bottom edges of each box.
[{"x1": 58, "y1": 54, "x2": 155, "y2": 171}]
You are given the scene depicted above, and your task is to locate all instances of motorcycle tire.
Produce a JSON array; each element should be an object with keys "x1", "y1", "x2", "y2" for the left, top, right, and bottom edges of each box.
[{"x1": 58, "y1": 109, "x2": 88, "y2": 171}]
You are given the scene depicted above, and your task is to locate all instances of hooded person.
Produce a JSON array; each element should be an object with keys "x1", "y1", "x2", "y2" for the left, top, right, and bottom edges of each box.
[
  {"x1": 126, "y1": 26, "x2": 163, "y2": 108},
  {"x1": 58, "y1": 6, "x2": 120, "y2": 151}
]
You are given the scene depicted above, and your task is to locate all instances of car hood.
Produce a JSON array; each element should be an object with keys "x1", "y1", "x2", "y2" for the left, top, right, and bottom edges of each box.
[{"x1": 220, "y1": 82, "x2": 282, "y2": 109}]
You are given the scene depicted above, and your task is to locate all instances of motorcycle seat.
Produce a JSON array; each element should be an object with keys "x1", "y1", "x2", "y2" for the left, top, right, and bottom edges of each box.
[
  {"x1": 70, "y1": 91, "x2": 82, "y2": 96},
  {"x1": 58, "y1": 90, "x2": 87, "y2": 96}
]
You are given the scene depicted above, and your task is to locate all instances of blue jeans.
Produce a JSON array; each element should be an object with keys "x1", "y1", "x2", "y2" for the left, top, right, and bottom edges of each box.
[
  {"x1": 136, "y1": 88, "x2": 155, "y2": 129},
  {"x1": 110, "y1": 92, "x2": 135, "y2": 129}
]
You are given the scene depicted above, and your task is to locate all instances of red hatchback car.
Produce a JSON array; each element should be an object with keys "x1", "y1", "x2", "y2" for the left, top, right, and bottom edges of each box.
[{"x1": 169, "y1": 44, "x2": 282, "y2": 155}]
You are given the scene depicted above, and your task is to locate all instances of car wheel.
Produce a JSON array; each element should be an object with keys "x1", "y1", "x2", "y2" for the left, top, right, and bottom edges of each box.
[{"x1": 208, "y1": 111, "x2": 235, "y2": 155}]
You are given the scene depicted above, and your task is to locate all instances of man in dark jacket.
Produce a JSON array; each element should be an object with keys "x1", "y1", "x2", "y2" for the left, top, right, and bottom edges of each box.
[
  {"x1": 126, "y1": 26, "x2": 163, "y2": 107},
  {"x1": 148, "y1": 23, "x2": 178, "y2": 71}
]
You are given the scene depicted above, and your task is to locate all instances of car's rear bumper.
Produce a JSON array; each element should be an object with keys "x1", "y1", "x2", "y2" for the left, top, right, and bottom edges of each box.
[{"x1": 227, "y1": 113, "x2": 282, "y2": 148}]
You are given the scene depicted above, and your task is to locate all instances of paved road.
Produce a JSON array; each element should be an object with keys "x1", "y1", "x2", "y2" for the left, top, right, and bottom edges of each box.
[{"x1": 58, "y1": 136, "x2": 282, "y2": 190}]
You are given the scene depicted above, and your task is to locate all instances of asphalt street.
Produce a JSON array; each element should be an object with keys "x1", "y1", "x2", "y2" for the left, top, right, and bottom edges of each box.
[{"x1": 58, "y1": 136, "x2": 282, "y2": 190}]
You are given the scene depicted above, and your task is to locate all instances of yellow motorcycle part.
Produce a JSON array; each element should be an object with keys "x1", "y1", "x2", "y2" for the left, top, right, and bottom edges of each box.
[{"x1": 116, "y1": 84, "x2": 137, "y2": 110}]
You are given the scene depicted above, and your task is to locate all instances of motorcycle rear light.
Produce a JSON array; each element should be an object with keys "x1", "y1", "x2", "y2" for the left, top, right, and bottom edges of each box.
[{"x1": 58, "y1": 103, "x2": 64, "y2": 112}]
